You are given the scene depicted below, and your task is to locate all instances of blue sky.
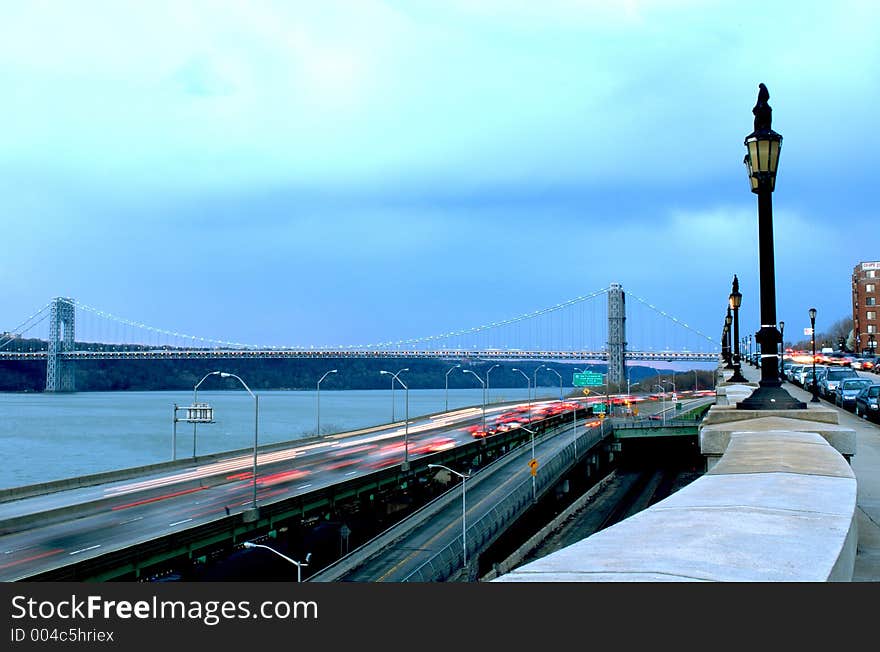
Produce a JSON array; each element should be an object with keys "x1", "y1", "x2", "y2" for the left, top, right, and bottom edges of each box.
[{"x1": 2, "y1": 1, "x2": 878, "y2": 351}]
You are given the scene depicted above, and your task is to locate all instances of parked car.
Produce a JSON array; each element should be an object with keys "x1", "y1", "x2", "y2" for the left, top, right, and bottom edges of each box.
[
  {"x1": 819, "y1": 367, "x2": 860, "y2": 399},
  {"x1": 834, "y1": 378, "x2": 874, "y2": 411},
  {"x1": 854, "y1": 384, "x2": 880, "y2": 422},
  {"x1": 802, "y1": 367, "x2": 827, "y2": 392},
  {"x1": 797, "y1": 364, "x2": 826, "y2": 387},
  {"x1": 786, "y1": 364, "x2": 804, "y2": 384}
]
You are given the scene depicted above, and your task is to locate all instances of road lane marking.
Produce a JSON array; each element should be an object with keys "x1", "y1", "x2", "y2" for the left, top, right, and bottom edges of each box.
[
  {"x1": 118, "y1": 516, "x2": 143, "y2": 525},
  {"x1": 70, "y1": 545, "x2": 101, "y2": 556},
  {"x1": 168, "y1": 518, "x2": 193, "y2": 527},
  {"x1": 297, "y1": 484, "x2": 312, "y2": 490}
]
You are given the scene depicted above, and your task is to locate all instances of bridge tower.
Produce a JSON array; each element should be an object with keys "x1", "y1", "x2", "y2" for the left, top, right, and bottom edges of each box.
[
  {"x1": 46, "y1": 297, "x2": 76, "y2": 392},
  {"x1": 607, "y1": 283, "x2": 626, "y2": 387}
]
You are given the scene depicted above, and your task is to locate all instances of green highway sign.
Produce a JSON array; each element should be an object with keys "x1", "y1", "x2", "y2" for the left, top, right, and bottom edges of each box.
[
  {"x1": 592, "y1": 403, "x2": 607, "y2": 413},
  {"x1": 573, "y1": 371, "x2": 604, "y2": 387}
]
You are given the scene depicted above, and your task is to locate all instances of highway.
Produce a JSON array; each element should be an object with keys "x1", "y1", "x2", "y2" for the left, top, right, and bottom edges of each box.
[{"x1": 0, "y1": 398, "x2": 578, "y2": 581}]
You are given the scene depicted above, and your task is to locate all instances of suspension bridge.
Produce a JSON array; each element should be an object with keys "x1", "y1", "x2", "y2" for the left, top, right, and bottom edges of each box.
[{"x1": 1, "y1": 283, "x2": 719, "y2": 392}]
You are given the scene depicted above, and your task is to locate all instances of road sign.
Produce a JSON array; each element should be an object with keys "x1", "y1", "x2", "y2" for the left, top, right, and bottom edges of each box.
[
  {"x1": 573, "y1": 371, "x2": 604, "y2": 387},
  {"x1": 528, "y1": 458, "x2": 539, "y2": 476},
  {"x1": 804, "y1": 327, "x2": 814, "y2": 335},
  {"x1": 582, "y1": 388, "x2": 591, "y2": 396},
  {"x1": 592, "y1": 403, "x2": 606, "y2": 413}
]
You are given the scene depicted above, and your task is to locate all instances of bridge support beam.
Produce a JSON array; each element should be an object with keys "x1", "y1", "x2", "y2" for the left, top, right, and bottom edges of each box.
[
  {"x1": 607, "y1": 283, "x2": 626, "y2": 388},
  {"x1": 46, "y1": 297, "x2": 76, "y2": 393}
]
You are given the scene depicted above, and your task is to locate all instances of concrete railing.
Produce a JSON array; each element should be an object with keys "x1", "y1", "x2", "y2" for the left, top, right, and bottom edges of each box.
[{"x1": 494, "y1": 369, "x2": 858, "y2": 582}]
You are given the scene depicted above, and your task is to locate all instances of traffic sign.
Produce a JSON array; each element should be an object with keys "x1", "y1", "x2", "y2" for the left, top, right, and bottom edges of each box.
[
  {"x1": 573, "y1": 371, "x2": 604, "y2": 387},
  {"x1": 592, "y1": 403, "x2": 606, "y2": 413},
  {"x1": 528, "y1": 458, "x2": 539, "y2": 476}
]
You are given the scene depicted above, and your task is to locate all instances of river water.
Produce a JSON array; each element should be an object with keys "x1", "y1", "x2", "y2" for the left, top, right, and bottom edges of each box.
[{"x1": 0, "y1": 386, "x2": 551, "y2": 489}]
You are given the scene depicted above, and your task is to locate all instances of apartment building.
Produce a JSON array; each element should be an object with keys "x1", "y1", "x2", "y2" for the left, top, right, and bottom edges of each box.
[{"x1": 852, "y1": 261, "x2": 880, "y2": 354}]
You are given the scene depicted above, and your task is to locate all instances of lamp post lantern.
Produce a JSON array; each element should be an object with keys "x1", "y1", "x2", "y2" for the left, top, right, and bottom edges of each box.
[
  {"x1": 809, "y1": 308, "x2": 820, "y2": 403},
  {"x1": 738, "y1": 83, "x2": 805, "y2": 409},
  {"x1": 381, "y1": 369, "x2": 410, "y2": 470},
  {"x1": 728, "y1": 276, "x2": 748, "y2": 383},
  {"x1": 316, "y1": 369, "x2": 338, "y2": 436},
  {"x1": 445, "y1": 364, "x2": 461, "y2": 412},
  {"x1": 428, "y1": 464, "x2": 470, "y2": 569}
]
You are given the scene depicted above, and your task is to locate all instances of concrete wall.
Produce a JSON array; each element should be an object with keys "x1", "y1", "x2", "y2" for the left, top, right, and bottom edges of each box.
[{"x1": 493, "y1": 371, "x2": 858, "y2": 582}]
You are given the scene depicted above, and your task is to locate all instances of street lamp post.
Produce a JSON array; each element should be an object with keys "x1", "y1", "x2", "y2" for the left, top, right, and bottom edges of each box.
[
  {"x1": 512, "y1": 368, "x2": 532, "y2": 425},
  {"x1": 662, "y1": 378, "x2": 676, "y2": 419},
  {"x1": 242, "y1": 542, "x2": 310, "y2": 582},
  {"x1": 519, "y1": 425, "x2": 538, "y2": 502},
  {"x1": 723, "y1": 307, "x2": 734, "y2": 369},
  {"x1": 654, "y1": 384, "x2": 667, "y2": 425},
  {"x1": 546, "y1": 368, "x2": 563, "y2": 400},
  {"x1": 532, "y1": 364, "x2": 546, "y2": 401},
  {"x1": 809, "y1": 308, "x2": 820, "y2": 403},
  {"x1": 316, "y1": 369, "x2": 338, "y2": 436},
  {"x1": 738, "y1": 83, "x2": 805, "y2": 409},
  {"x1": 427, "y1": 464, "x2": 469, "y2": 569},
  {"x1": 778, "y1": 321, "x2": 785, "y2": 375},
  {"x1": 380, "y1": 369, "x2": 410, "y2": 470},
  {"x1": 192, "y1": 371, "x2": 221, "y2": 459},
  {"x1": 445, "y1": 364, "x2": 461, "y2": 412},
  {"x1": 485, "y1": 364, "x2": 501, "y2": 408},
  {"x1": 388, "y1": 367, "x2": 409, "y2": 423},
  {"x1": 462, "y1": 369, "x2": 486, "y2": 434},
  {"x1": 728, "y1": 277, "x2": 748, "y2": 383}
]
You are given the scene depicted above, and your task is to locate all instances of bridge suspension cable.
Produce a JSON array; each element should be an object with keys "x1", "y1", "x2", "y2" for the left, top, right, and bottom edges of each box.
[
  {"x1": 626, "y1": 292, "x2": 717, "y2": 349},
  {"x1": 364, "y1": 286, "x2": 611, "y2": 350},
  {"x1": 0, "y1": 302, "x2": 52, "y2": 350}
]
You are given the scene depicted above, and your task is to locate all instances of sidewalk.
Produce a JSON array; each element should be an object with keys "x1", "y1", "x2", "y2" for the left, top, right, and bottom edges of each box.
[{"x1": 733, "y1": 362, "x2": 880, "y2": 581}]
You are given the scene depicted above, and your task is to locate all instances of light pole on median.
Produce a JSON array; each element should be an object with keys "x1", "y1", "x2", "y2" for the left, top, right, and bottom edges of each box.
[
  {"x1": 381, "y1": 369, "x2": 410, "y2": 470},
  {"x1": 519, "y1": 425, "x2": 538, "y2": 502},
  {"x1": 485, "y1": 364, "x2": 500, "y2": 408},
  {"x1": 546, "y1": 368, "x2": 563, "y2": 401},
  {"x1": 192, "y1": 370, "x2": 221, "y2": 459},
  {"x1": 316, "y1": 369, "x2": 338, "y2": 436},
  {"x1": 462, "y1": 369, "x2": 486, "y2": 434},
  {"x1": 512, "y1": 368, "x2": 532, "y2": 425},
  {"x1": 217, "y1": 372, "x2": 259, "y2": 511},
  {"x1": 445, "y1": 364, "x2": 461, "y2": 412},
  {"x1": 388, "y1": 367, "x2": 408, "y2": 423},
  {"x1": 533, "y1": 364, "x2": 546, "y2": 402},
  {"x1": 242, "y1": 542, "x2": 310, "y2": 582},
  {"x1": 427, "y1": 464, "x2": 470, "y2": 568},
  {"x1": 654, "y1": 384, "x2": 667, "y2": 425}
]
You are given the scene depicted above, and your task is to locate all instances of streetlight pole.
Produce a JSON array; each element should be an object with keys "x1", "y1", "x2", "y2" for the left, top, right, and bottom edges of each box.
[
  {"x1": 316, "y1": 369, "x2": 338, "y2": 436},
  {"x1": 520, "y1": 425, "x2": 538, "y2": 502},
  {"x1": 242, "y1": 542, "x2": 310, "y2": 582},
  {"x1": 485, "y1": 364, "x2": 500, "y2": 408},
  {"x1": 654, "y1": 384, "x2": 667, "y2": 425},
  {"x1": 778, "y1": 321, "x2": 785, "y2": 375},
  {"x1": 213, "y1": 372, "x2": 259, "y2": 510},
  {"x1": 388, "y1": 367, "x2": 408, "y2": 423},
  {"x1": 809, "y1": 308, "x2": 820, "y2": 403},
  {"x1": 381, "y1": 369, "x2": 410, "y2": 470},
  {"x1": 533, "y1": 364, "x2": 546, "y2": 402},
  {"x1": 445, "y1": 364, "x2": 461, "y2": 412},
  {"x1": 462, "y1": 369, "x2": 486, "y2": 434},
  {"x1": 546, "y1": 368, "x2": 563, "y2": 401},
  {"x1": 512, "y1": 368, "x2": 532, "y2": 425},
  {"x1": 723, "y1": 307, "x2": 734, "y2": 369},
  {"x1": 192, "y1": 370, "x2": 221, "y2": 459},
  {"x1": 738, "y1": 83, "x2": 805, "y2": 409},
  {"x1": 728, "y1": 277, "x2": 748, "y2": 383},
  {"x1": 427, "y1": 464, "x2": 469, "y2": 569}
]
